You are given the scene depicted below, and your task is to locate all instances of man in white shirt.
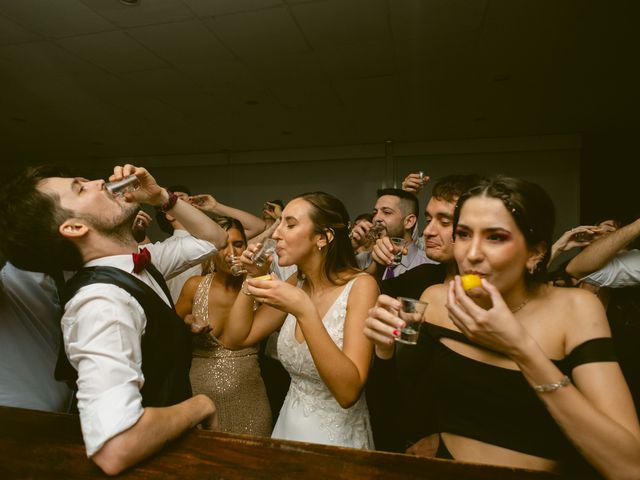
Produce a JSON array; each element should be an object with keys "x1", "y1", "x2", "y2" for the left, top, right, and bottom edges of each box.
[
  {"x1": 0, "y1": 164, "x2": 228, "y2": 475},
  {"x1": 567, "y1": 216, "x2": 640, "y2": 287}
]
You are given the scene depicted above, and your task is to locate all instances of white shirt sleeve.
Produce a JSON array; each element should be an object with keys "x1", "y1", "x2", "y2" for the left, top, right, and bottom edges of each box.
[
  {"x1": 62, "y1": 284, "x2": 146, "y2": 457},
  {"x1": 581, "y1": 250, "x2": 640, "y2": 288},
  {"x1": 145, "y1": 233, "x2": 216, "y2": 281}
]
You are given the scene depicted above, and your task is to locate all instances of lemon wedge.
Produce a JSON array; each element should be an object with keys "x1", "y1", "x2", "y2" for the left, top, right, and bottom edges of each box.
[
  {"x1": 254, "y1": 274, "x2": 272, "y2": 281},
  {"x1": 460, "y1": 274, "x2": 482, "y2": 291}
]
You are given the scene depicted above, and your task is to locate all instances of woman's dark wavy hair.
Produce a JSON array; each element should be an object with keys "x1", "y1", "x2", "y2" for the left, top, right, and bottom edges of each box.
[
  {"x1": 452, "y1": 176, "x2": 555, "y2": 286},
  {"x1": 292, "y1": 192, "x2": 358, "y2": 284},
  {"x1": 203, "y1": 216, "x2": 247, "y2": 275},
  {"x1": 0, "y1": 165, "x2": 83, "y2": 274}
]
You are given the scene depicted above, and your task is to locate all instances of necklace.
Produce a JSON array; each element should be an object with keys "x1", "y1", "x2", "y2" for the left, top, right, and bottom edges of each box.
[{"x1": 510, "y1": 297, "x2": 529, "y2": 313}]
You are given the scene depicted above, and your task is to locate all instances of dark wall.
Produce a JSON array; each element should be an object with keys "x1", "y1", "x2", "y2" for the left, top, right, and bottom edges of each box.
[{"x1": 581, "y1": 131, "x2": 639, "y2": 226}]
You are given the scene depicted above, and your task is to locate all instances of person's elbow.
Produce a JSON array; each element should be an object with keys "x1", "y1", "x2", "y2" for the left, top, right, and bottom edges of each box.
[
  {"x1": 91, "y1": 443, "x2": 130, "y2": 476},
  {"x1": 211, "y1": 229, "x2": 228, "y2": 251},
  {"x1": 335, "y1": 385, "x2": 365, "y2": 409}
]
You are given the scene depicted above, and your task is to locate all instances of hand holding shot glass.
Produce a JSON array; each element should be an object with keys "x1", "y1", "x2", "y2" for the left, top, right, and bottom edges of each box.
[
  {"x1": 389, "y1": 237, "x2": 409, "y2": 265},
  {"x1": 105, "y1": 174, "x2": 140, "y2": 196},
  {"x1": 251, "y1": 238, "x2": 277, "y2": 268},
  {"x1": 395, "y1": 297, "x2": 428, "y2": 345},
  {"x1": 227, "y1": 254, "x2": 246, "y2": 276}
]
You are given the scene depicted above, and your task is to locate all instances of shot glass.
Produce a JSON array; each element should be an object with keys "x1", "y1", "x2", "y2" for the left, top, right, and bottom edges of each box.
[
  {"x1": 366, "y1": 223, "x2": 386, "y2": 242},
  {"x1": 389, "y1": 237, "x2": 409, "y2": 265},
  {"x1": 105, "y1": 175, "x2": 140, "y2": 196},
  {"x1": 227, "y1": 254, "x2": 246, "y2": 276},
  {"x1": 395, "y1": 297, "x2": 428, "y2": 345},
  {"x1": 252, "y1": 238, "x2": 277, "y2": 267}
]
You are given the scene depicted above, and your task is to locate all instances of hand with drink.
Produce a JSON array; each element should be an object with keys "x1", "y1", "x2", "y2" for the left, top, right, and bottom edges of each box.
[
  {"x1": 364, "y1": 294, "x2": 426, "y2": 358},
  {"x1": 240, "y1": 238, "x2": 277, "y2": 277},
  {"x1": 401, "y1": 170, "x2": 430, "y2": 194},
  {"x1": 371, "y1": 235, "x2": 408, "y2": 267},
  {"x1": 184, "y1": 313, "x2": 211, "y2": 334},
  {"x1": 350, "y1": 220, "x2": 385, "y2": 250},
  {"x1": 106, "y1": 165, "x2": 167, "y2": 207}
]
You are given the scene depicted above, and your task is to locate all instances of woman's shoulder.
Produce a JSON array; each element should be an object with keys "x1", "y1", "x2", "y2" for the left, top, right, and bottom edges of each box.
[
  {"x1": 545, "y1": 285, "x2": 611, "y2": 350},
  {"x1": 421, "y1": 282, "x2": 448, "y2": 304}
]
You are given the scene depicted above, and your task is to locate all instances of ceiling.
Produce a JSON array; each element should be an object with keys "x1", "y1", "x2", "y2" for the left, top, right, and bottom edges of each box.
[{"x1": 1, "y1": 0, "x2": 638, "y2": 166}]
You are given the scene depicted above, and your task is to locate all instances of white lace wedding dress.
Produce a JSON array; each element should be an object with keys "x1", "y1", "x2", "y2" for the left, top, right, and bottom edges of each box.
[{"x1": 271, "y1": 277, "x2": 374, "y2": 449}]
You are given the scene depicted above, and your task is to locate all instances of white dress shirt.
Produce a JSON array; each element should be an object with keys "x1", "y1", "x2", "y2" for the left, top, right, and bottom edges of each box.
[
  {"x1": 62, "y1": 235, "x2": 215, "y2": 457},
  {"x1": 582, "y1": 249, "x2": 640, "y2": 288},
  {"x1": 0, "y1": 263, "x2": 73, "y2": 412},
  {"x1": 165, "y1": 229, "x2": 204, "y2": 303}
]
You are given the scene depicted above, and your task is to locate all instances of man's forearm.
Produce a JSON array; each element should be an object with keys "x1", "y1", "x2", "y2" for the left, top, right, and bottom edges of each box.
[
  {"x1": 210, "y1": 203, "x2": 266, "y2": 239},
  {"x1": 566, "y1": 218, "x2": 640, "y2": 278},
  {"x1": 91, "y1": 394, "x2": 215, "y2": 476},
  {"x1": 167, "y1": 199, "x2": 227, "y2": 249}
]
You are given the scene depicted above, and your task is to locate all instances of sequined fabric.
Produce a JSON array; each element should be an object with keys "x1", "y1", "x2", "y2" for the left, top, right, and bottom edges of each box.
[
  {"x1": 271, "y1": 276, "x2": 374, "y2": 449},
  {"x1": 190, "y1": 273, "x2": 272, "y2": 436}
]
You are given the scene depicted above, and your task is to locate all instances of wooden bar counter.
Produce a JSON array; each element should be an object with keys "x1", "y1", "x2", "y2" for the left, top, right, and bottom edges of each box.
[{"x1": 0, "y1": 406, "x2": 561, "y2": 479}]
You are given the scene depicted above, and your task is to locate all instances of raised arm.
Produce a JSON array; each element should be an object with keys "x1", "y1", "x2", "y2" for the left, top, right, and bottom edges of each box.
[
  {"x1": 219, "y1": 245, "x2": 288, "y2": 349},
  {"x1": 112, "y1": 165, "x2": 227, "y2": 250},
  {"x1": 566, "y1": 218, "x2": 640, "y2": 279},
  {"x1": 92, "y1": 395, "x2": 216, "y2": 476},
  {"x1": 188, "y1": 194, "x2": 267, "y2": 239}
]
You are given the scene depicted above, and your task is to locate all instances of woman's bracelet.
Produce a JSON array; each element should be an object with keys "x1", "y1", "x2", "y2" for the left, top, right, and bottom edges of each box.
[{"x1": 533, "y1": 375, "x2": 571, "y2": 393}]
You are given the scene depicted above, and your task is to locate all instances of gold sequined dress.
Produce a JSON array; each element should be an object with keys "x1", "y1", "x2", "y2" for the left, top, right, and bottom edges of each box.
[{"x1": 190, "y1": 273, "x2": 272, "y2": 436}]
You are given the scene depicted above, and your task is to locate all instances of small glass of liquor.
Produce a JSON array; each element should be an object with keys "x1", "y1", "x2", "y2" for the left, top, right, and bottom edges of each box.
[
  {"x1": 395, "y1": 297, "x2": 428, "y2": 345},
  {"x1": 105, "y1": 175, "x2": 140, "y2": 196}
]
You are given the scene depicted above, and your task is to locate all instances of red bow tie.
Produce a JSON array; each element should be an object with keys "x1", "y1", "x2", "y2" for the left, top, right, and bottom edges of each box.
[{"x1": 132, "y1": 247, "x2": 151, "y2": 274}]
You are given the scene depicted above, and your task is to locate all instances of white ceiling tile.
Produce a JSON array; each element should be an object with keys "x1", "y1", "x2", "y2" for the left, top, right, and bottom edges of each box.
[
  {"x1": 56, "y1": 30, "x2": 166, "y2": 73},
  {"x1": 81, "y1": 0, "x2": 195, "y2": 28},
  {"x1": 0, "y1": 0, "x2": 113, "y2": 38},
  {"x1": 128, "y1": 19, "x2": 234, "y2": 68},
  {"x1": 182, "y1": 0, "x2": 283, "y2": 17},
  {"x1": 291, "y1": 0, "x2": 389, "y2": 48},
  {"x1": 204, "y1": 7, "x2": 309, "y2": 57}
]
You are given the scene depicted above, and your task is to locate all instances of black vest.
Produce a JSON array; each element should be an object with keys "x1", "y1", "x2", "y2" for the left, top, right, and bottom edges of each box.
[{"x1": 59, "y1": 266, "x2": 192, "y2": 408}]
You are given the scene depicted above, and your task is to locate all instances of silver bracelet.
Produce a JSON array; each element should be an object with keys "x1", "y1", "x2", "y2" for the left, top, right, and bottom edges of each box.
[{"x1": 533, "y1": 375, "x2": 571, "y2": 393}]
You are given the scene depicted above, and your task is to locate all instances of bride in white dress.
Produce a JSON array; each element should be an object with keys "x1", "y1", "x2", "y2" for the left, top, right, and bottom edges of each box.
[{"x1": 224, "y1": 192, "x2": 379, "y2": 449}]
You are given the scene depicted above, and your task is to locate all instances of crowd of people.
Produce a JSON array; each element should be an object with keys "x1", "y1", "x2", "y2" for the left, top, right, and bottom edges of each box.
[{"x1": 1, "y1": 163, "x2": 639, "y2": 479}]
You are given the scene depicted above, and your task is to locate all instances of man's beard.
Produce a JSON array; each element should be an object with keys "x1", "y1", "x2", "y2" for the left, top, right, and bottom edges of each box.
[
  {"x1": 385, "y1": 222, "x2": 405, "y2": 238},
  {"x1": 80, "y1": 204, "x2": 139, "y2": 244}
]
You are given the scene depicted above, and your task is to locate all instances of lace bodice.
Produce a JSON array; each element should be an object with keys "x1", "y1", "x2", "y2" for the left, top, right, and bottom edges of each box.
[{"x1": 276, "y1": 276, "x2": 372, "y2": 448}]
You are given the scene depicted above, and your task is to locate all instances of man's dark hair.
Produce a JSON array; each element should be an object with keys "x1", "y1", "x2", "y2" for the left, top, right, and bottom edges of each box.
[
  {"x1": 431, "y1": 174, "x2": 484, "y2": 203},
  {"x1": 0, "y1": 165, "x2": 83, "y2": 274},
  {"x1": 376, "y1": 188, "x2": 419, "y2": 217}
]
